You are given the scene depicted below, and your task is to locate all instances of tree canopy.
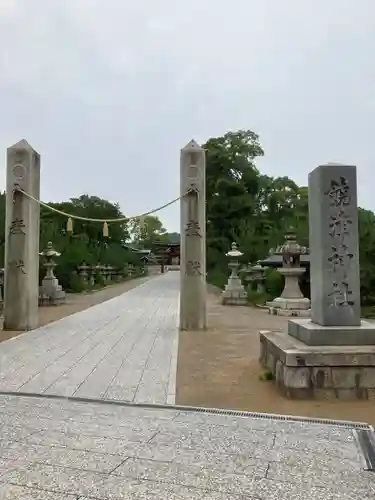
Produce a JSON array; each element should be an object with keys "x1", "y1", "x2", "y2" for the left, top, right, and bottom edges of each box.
[
  {"x1": 0, "y1": 192, "x2": 153, "y2": 292},
  {"x1": 204, "y1": 130, "x2": 375, "y2": 305}
]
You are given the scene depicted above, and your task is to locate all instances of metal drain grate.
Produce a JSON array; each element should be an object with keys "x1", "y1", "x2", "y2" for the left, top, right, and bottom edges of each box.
[
  {"x1": 169, "y1": 405, "x2": 373, "y2": 429},
  {"x1": 353, "y1": 429, "x2": 375, "y2": 471},
  {"x1": 0, "y1": 391, "x2": 372, "y2": 430}
]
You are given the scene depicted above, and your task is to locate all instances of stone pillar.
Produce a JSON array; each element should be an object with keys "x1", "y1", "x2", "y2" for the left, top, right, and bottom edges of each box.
[
  {"x1": 288, "y1": 163, "x2": 375, "y2": 344},
  {"x1": 4, "y1": 140, "x2": 40, "y2": 331},
  {"x1": 179, "y1": 139, "x2": 206, "y2": 330},
  {"x1": 260, "y1": 163, "x2": 375, "y2": 400},
  {"x1": 310, "y1": 165, "x2": 360, "y2": 326}
]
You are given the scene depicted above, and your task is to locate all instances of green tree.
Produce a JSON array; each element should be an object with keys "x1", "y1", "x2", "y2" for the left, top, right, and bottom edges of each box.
[
  {"x1": 204, "y1": 130, "x2": 264, "y2": 271},
  {"x1": 129, "y1": 215, "x2": 167, "y2": 247},
  {"x1": 204, "y1": 129, "x2": 375, "y2": 308},
  {"x1": 37, "y1": 194, "x2": 138, "y2": 291},
  {"x1": 40, "y1": 195, "x2": 129, "y2": 247}
]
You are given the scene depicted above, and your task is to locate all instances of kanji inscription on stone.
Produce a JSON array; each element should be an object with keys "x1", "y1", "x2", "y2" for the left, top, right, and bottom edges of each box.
[
  {"x1": 307, "y1": 163, "x2": 360, "y2": 326},
  {"x1": 328, "y1": 210, "x2": 352, "y2": 241},
  {"x1": 328, "y1": 280, "x2": 354, "y2": 307},
  {"x1": 327, "y1": 244, "x2": 353, "y2": 275},
  {"x1": 185, "y1": 260, "x2": 202, "y2": 276},
  {"x1": 325, "y1": 176, "x2": 351, "y2": 207},
  {"x1": 9, "y1": 218, "x2": 26, "y2": 235},
  {"x1": 8, "y1": 259, "x2": 26, "y2": 274},
  {"x1": 185, "y1": 220, "x2": 201, "y2": 237},
  {"x1": 326, "y1": 175, "x2": 354, "y2": 304}
]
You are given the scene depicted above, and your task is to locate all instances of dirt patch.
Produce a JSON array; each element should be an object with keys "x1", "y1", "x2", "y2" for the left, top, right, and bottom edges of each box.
[
  {"x1": 0, "y1": 275, "x2": 152, "y2": 343},
  {"x1": 176, "y1": 293, "x2": 375, "y2": 426}
]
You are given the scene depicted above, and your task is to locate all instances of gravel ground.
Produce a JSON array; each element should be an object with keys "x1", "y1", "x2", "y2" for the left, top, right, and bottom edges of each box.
[{"x1": 177, "y1": 293, "x2": 375, "y2": 426}]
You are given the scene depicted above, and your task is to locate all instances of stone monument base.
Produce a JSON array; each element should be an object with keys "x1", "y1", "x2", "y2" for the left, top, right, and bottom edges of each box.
[
  {"x1": 288, "y1": 318, "x2": 375, "y2": 346},
  {"x1": 267, "y1": 297, "x2": 310, "y2": 310},
  {"x1": 222, "y1": 277, "x2": 247, "y2": 306},
  {"x1": 266, "y1": 297, "x2": 311, "y2": 318},
  {"x1": 259, "y1": 329, "x2": 375, "y2": 400},
  {"x1": 268, "y1": 307, "x2": 311, "y2": 318}
]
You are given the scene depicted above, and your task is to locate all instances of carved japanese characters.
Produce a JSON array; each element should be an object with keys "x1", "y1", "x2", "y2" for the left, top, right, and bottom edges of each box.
[
  {"x1": 325, "y1": 177, "x2": 355, "y2": 308},
  {"x1": 308, "y1": 163, "x2": 360, "y2": 327}
]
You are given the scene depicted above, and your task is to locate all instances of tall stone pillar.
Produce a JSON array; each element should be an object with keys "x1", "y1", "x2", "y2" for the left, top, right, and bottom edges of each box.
[
  {"x1": 4, "y1": 140, "x2": 41, "y2": 331},
  {"x1": 260, "y1": 163, "x2": 375, "y2": 400},
  {"x1": 179, "y1": 139, "x2": 206, "y2": 330},
  {"x1": 288, "y1": 163, "x2": 375, "y2": 344},
  {"x1": 309, "y1": 164, "x2": 360, "y2": 326}
]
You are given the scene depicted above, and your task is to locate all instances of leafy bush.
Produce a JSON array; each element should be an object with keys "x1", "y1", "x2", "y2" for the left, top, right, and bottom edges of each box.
[
  {"x1": 95, "y1": 272, "x2": 106, "y2": 287},
  {"x1": 247, "y1": 288, "x2": 268, "y2": 305},
  {"x1": 67, "y1": 272, "x2": 86, "y2": 293},
  {"x1": 207, "y1": 268, "x2": 228, "y2": 290},
  {"x1": 264, "y1": 268, "x2": 284, "y2": 299}
]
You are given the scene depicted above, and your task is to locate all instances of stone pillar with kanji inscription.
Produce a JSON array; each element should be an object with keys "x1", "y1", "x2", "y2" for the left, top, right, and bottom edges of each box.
[
  {"x1": 179, "y1": 139, "x2": 206, "y2": 330},
  {"x1": 4, "y1": 140, "x2": 41, "y2": 331},
  {"x1": 288, "y1": 163, "x2": 375, "y2": 345},
  {"x1": 260, "y1": 163, "x2": 375, "y2": 400}
]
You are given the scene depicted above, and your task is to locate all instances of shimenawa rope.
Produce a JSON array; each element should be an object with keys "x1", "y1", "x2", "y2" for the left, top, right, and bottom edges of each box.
[{"x1": 14, "y1": 185, "x2": 188, "y2": 237}]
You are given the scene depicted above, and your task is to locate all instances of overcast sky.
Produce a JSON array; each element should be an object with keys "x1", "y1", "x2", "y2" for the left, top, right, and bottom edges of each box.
[{"x1": 1, "y1": 0, "x2": 374, "y2": 231}]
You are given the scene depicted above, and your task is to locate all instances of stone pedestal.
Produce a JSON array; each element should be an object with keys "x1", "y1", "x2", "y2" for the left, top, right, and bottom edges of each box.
[
  {"x1": 259, "y1": 163, "x2": 375, "y2": 399},
  {"x1": 222, "y1": 276, "x2": 248, "y2": 305},
  {"x1": 179, "y1": 140, "x2": 206, "y2": 330},
  {"x1": 268, "y1": 305, "x2": 311, "y2": 318},
  {"x1": 268, "y1": 269, "x2": 310, "y2": 315},
  {"x1": 4, "y1": 140, "x2": 40, "y2": 331},
  {"x1": 260, "y1": 330, "x2": 375, "y2": 400},
  {"x1": 39, "y1": 277, "x2": 65, "y2": 305},
  {"x1": 288, "y1": 318, "x2": 375, "y2": 346}
]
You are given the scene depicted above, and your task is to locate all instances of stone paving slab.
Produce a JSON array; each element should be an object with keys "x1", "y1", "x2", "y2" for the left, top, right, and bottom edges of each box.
[
  {"x1": 0, "y1": 394, "x2": 373, "y2": 499},
  {"x1": 0, "y1": 272, "x2": 179, "y2": 404}
]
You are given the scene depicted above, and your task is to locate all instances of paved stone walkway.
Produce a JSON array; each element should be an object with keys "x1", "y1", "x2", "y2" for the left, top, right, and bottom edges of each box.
[
  {"x1": 0, "y1": 272, "x2": 179, "y2": 405},
  {"x1": 0, "y1": 394, "x2": 373, "y2": 499}
]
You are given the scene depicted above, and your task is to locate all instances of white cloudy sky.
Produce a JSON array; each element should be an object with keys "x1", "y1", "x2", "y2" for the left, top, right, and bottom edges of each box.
[{"x1": 1, "y1": 0, "x2": 374, "y2": 231}]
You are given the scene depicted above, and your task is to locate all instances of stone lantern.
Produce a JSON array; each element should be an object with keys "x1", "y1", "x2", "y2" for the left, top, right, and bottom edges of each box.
[
  {"x1": 267, "y1": 228, "x2": 310, "y2": 316},
  {"x1": 128, "y1": 263, "x2": 135, "y2": 277},
  {"x1": 78, "y1": 262, "x2": 90, "y2": 285},
  {"x1": 222, "y1": 242, "x2": 248, "y2": 305},
  {"x1": 106, "y1": 265, "x2": 114, "y2": 283},
  {"x1": 251, "y1": 261, "x2": 266, "y2": 293},
  {"x1": 240, "y1": 262, "x2": 255, "y2": 286},
  {"x1": 89, "y1": 265, "x2": 96, "y2": 286},
  {"x1": 39, "y1": 241, "x2": 65, "y2": 305}
]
